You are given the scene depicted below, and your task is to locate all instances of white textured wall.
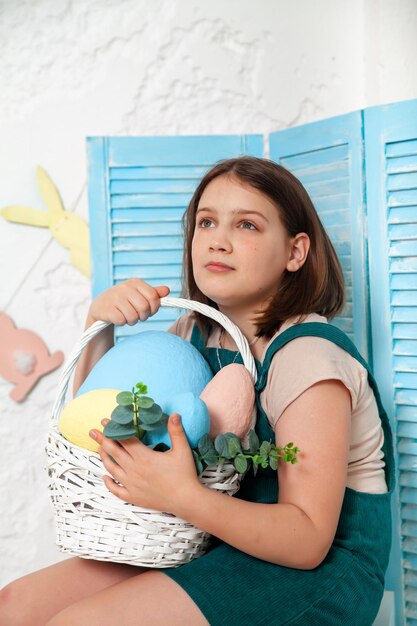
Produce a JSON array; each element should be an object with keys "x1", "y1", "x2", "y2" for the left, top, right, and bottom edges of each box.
[{"x1": 0, "y1": 0, "x2": 416, "y2": 587}]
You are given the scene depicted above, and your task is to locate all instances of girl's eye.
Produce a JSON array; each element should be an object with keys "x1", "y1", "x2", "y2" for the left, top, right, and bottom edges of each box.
[
  {"x1": 240, "y1": 221, "x2": 256, "y2": 230},
  {"x1": 198, "y1": 218, "x2": 214, "y2": 228}
]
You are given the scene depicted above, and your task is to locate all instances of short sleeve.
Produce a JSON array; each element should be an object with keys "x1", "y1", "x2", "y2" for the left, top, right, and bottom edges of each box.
[{"x1": 262, "y1": 336, "x2": 367, "y2": 430}]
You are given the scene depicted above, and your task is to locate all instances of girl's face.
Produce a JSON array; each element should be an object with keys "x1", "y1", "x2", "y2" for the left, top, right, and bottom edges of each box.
[{"x1": 191, "y1": 175, "x2": 295, "y2": 315}]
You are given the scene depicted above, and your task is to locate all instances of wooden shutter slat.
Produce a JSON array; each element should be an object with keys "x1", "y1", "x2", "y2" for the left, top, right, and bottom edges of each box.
[
  {"x1": 366, "y1": 98, "x2": 417, "y2": 623},
  {"x1": 109, "y1": 165, "x2": 210, "y2": 179},
  {"x1": 269, "y1": 111, "x2": 367, "y2": 357}
]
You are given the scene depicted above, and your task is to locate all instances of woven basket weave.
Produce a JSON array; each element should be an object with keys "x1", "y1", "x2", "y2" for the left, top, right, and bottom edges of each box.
[{"x1": 45, "y1": 297, "x2": 257, "y2": 568}]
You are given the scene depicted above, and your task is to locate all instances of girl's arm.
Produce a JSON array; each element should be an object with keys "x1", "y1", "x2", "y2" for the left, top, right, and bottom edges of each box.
[
  {"x1": 97, "y1": 377, "x2": 351, "y2": 569},
  {"x1": 175, "y1": 379, "x2": 351, "y2": 570},
  {"x1": 73, "y1": 279, "x2": 170, "y2": 395}
]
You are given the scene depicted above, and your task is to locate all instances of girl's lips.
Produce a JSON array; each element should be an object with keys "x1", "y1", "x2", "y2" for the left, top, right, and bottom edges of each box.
[{"x1": 205, "y1": 262, "x2": 234, "y2": 272}]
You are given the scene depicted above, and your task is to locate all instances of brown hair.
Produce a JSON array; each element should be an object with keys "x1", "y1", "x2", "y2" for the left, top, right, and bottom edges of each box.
[{"x1": 181, "y1": 156, "x2": 345, "y2": 339}]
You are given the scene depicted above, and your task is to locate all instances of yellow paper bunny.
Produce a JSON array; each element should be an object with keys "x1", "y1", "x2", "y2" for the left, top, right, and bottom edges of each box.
[{"x1": 1, "y1": 166, "x2": 91, "y2": 277}]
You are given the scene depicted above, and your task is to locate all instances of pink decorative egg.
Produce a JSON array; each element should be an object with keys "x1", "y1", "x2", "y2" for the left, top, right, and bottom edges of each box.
[{"x1": 200, "y1": 363, "x2": 255, "y2": 439}]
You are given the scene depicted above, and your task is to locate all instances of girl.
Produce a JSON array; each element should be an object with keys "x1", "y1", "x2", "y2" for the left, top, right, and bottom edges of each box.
[{"x1": 1, "y1": 157, "x2": 394, "y2": 625}]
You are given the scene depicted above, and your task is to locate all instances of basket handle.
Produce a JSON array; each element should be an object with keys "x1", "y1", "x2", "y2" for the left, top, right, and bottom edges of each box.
[{"x1": 50, "y1": 296, "x2": 257, "y2": 426}]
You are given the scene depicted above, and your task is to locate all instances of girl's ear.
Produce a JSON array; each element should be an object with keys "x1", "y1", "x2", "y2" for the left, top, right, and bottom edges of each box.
[{"x1": 286, "y1": 233, "x2": 310, "y2": 272}]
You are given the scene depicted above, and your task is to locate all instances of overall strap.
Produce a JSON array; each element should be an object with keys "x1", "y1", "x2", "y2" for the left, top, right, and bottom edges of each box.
[
  {"x1": 257, "y1": 322, "x2": 367, "y2": 391},
  {"x1": 256, "y1": 322, "x2": 396, "y2": 493},
  {"x1": 190, "y1": 321, "x2": 207, "y2": 355},
  {"x1": 190, "y1": 322, "x2": 245, "y2": 375}
]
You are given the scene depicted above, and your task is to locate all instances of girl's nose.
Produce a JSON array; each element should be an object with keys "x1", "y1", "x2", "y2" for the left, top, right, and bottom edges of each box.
[
  {"x1": 209, "y1": 237, "x2": 232, "y2": 252},
  {"x1": 209, "y1": 228, "x2": 232, "y2": 252}
]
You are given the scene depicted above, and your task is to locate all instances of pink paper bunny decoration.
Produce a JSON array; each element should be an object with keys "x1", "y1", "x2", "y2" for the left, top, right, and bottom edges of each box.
[{"x1": 0, "y1": 312, "x2": 64, "y2": 402}]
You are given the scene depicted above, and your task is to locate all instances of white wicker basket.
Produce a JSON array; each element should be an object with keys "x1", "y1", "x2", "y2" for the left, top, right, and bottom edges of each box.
[{"x1": 45, "y1": 297, "x2": 257, "y2": 568}]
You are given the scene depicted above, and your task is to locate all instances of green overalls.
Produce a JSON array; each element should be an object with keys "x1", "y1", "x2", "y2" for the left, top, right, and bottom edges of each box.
[{"x1": 163, "y1": 322, "x2": 396, "y2": 626}]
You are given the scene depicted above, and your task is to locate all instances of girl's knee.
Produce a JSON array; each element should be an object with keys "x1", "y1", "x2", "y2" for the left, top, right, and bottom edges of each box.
[{"x1": 0, "y1": 580, "x2": 30, "y2": 626}]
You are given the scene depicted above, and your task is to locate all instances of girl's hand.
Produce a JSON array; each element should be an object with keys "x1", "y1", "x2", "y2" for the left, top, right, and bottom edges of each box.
[
  {"x1": 89, "y1": 414, "x2": 203, "y2": 515},
  {"x1": 88, "y1": 278, "x2": 170, "y2": 326}
]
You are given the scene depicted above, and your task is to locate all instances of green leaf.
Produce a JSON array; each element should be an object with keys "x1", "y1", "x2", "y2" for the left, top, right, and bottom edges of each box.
[
  {"x1": 135, "y1": 382, "x2": 148, "y2": 394},
  {"x1": 269, "y1": 456, "x2": 278, "y2": 471},
  {"x1": 192, "y1": 450, "x2": 204, "y2": 475},
  {"x1": 116, "y1": 391, "x2": 134, "y2": 406},
  {"x1": 139, "y1": 421, "x2": 166, "y2": 431},
  {"x1": 287, "y1": 442, "x2": 294, "y2": 448},
  {"x1": 259, "y1": 441, "x2": 272, "y2": 458},
  {"x1": 214, "y1": 434, "x2": 229, "y2": 458},
  {"x1": 203, "y1": 452, "x2": 219, "y2": 466},
  {"x1": 110, "y1": 404, "x2": 135, "y2": 425},
  {"x1": 234, "y1": 456, "x2": 248, "y2": 474},
  {"x1": 198, "y1": 433, "x2": 213, "y2": 456},
  {"x1": 248, "y1": 429, "x2": 260, "y2": 455},
  {"x1": 103, "y1": 420, "x2": 137, "y2": 440},
  {"x1": 197, "y1": 434, "x2": 218, "y2": 465},
  {"x1": 139, "y1": 404, "x2": 163, "y2": 425},
  {"x1": 227, "y1": 436, "x2": 242, "y2": 457},
  {"x1": 136, "y1": 396, "x2": 154, "y2": 409}
]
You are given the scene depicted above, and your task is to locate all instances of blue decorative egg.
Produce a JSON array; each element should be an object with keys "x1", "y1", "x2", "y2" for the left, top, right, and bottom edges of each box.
[
  {"x1": 77, "y1": 331, "x2": 213, "y2": 447},
  {"x1": 144, "y1": 392, "x2": 210, "y2": 449}
]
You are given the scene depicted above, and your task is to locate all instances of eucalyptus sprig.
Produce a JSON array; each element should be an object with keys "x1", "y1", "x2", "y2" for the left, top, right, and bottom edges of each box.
[
  {"x1": 103, "y1": 381, "x2": 300, "y2": 476},
  {"x1": 192, "y1": 430, "x2": 300, "y2": 477},
  {"x1": 103, "y1": 382, "x2": 169, "y2": 442}
]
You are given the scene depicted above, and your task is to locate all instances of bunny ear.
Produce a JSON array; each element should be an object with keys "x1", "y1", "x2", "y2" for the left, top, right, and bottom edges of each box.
[
  {"x1": 1, "y1": 205, "x2": 49, "y2": 227},
  {"x1": 36, "y1": 166, "x2": 64, "y2": 217}
]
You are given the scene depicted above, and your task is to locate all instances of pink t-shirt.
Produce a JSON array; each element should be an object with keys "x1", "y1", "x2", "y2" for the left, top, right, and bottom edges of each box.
[{"x1": 169, "y1": 312, "x2": 388, "y2": 495}]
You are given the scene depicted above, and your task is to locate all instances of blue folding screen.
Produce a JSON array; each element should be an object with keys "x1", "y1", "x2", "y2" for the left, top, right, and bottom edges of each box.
[
  {"x1": 269, "y1": 112, "x2": 369, "y2": 360},
  {"x1": 365, "y1": 99, "x2": 417, "y2": 626},
  {"x1": 87, "y1": 135, "x2": 263, "y2": 338},
  {"x1": 86, "y1": 102, "x2": 417, "y2": 623},
  {"x1": 270, "y1": 107, "x2": 412, "y2": 624}
]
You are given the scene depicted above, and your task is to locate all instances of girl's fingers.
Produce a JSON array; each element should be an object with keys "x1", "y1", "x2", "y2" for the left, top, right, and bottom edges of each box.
[
  {"x1": 126, "y1": 292, "x2": 153, "y2": 322},
  {"x1": 91, "y1": 430, "x2": 133, "y2": 461},
  {"x1": 130, "y1": 283, "x2": 164, "y2": 318},
  {"x1": 92, "y1": 428, "x2": 146, "y2": 461},
  {"x1": 155, "y1": 285, "x2": 170, "y2": 298},
  {"x1": 130, "y1": 279, "x2": 169, "y2": 314},
  {"x1": 97, "y1": 303, "x2": 135, "y2": 327},
  {"x1": 117, "y1": 435, "x2": 152, "y2": 457},
  {"x1": 117, "y1": 299, "x2": 144, "y2": 326},
  {"x1": 119, "y1": 287, "x2": 159, "y2": 323},
  {"x1": 98, "y1": 448, "x2": 127, "y2": 483},
  {"x1": 89, "y1": 279, "x2": 169, "y2": 326},
  {"x1": 110, "y1": 305, "x2": 129, "y2": 326},
  {"x1": 103, "y1": 475, "x2": 130, "y2": 501}
]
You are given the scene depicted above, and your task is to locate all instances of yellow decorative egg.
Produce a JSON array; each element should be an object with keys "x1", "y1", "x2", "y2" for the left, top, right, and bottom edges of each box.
[{"x1": 58, "y1": 389, "x2": 123, "y2": 452}]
